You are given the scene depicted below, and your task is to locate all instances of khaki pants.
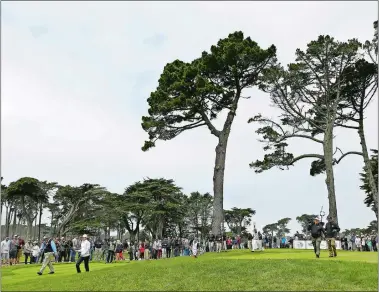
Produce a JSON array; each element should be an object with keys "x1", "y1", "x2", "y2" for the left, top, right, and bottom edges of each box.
[
  {"x1": 327, "y1": 238, "x2": 337, "y2": 257},
  {"x1": 17, "y1": 249, "x2": 22, "y2": 261},
  {"x1": 40, "y1": 252, "x2": 55, "y2": 273},
  {"x1": 144, "y1": 249, "x2": 150, "y2": 260},
  {"x1": 216, "y1": 242, "x2": 222, "y2": 252},
  {"x1": 208, "y1": 242, "x2": 214, "y2": 252},
  {"x1": 94, "y1": 248, "x2": 102, "y2": 261},
  {"x1": 312, "y1": 237, "x2": 322, "y2": 256}
]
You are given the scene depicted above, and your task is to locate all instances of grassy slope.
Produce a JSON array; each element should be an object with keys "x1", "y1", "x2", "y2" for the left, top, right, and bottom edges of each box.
[{"x1": 1, "y1": 249, "x2": 378, "y2": 291}]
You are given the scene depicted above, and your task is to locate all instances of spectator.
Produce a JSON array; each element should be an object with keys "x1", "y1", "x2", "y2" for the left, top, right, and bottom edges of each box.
[
  {"x1": 31, "y1": 241, "x2": 40, "y2": 264},
  {"x1": 24, "y1": 239, "x2": 33, "y2": 264},
  {"x1": 1, "y1": 236, "x2": 10, "y2": 266}
]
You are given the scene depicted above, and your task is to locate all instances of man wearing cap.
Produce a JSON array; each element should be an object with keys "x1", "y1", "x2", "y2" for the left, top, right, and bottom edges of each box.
[
  {"x1": 307, "y1": 217, "x2": 325, "y2": 258},
  {"x1": 37, "y1": 236, "x2": 57, "y2": 275},
  {"x1": 324, "y1": 215, "x2": 340, "y2": 257},
  {"x1": 76, "y1": 234, "x2": 91, "y2": 273}
]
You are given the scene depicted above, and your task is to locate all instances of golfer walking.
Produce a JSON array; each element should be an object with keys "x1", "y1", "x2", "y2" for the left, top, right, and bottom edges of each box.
[
  {"x1": 37, "y1": 236, "x2": 57, "y2": 275},
  {"x1": 76, "y1": 234, "x2": 90, "y2": 273}
]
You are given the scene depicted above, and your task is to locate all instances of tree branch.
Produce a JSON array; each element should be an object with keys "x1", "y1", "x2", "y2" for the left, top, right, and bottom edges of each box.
[
  {"x1": 334, "y1": 149, "x2": 363, "y2": 164},
  {"x1": 291, "y1": 154, "x2": 324, "y2": 164},
  {"x1": 198, "y1": 109, "x2": 220, "y2": 137},
  {"x1": 279, "y1": 134, "x2": 323, "y2": 144}
]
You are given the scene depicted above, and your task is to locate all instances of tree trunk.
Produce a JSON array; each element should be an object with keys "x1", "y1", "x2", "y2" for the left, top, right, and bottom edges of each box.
[
  {"x1": 212, "y1": 134, "x2": 230, "y2": 235},
  {"x1": 38, "y1": 206, "x2": 43, "y2": 241},
  {"x1": 210, "y1": 90, "x2": 239, "y2": 235},
  {"x1": 129, "y1": 230, "x2": 136, "y2": 243},
  {"x1": 55, "y1": 202, "x2": 81, "y2": 237},
  {"x1": 12, "y1": 209, "x2": 17, "y2": 235},
  {"x1": 7, "y1": 207, "x2": 14, "y2": 236},
  {"x1": 17, "y1": 216, "x2": 23, "y2": 236},
  {"x1": 26, "y1": 218, "x2": 34, "y2": 239},
  {"x1": 5, "y1": 206, "x2": 10, "y2": 236},
  {"x1": 323, "y1": 124, "x2": 338, "y2": 224},
  {"x1": 34, "y1": 216, "x2": 37, "y2": 239},
  {"x1": 358, "y1": 121, "x2": 378, "y2": 219},
  {"x1": 238, "y1": 221, "x2": 243, "y2": 235}
]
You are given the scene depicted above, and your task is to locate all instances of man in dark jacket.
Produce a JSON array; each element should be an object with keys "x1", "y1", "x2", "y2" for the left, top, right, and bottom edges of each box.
[
  {"x1": 307, "y1": 217, "x2": 325, "y2": 258},
  {"x1": 324, "y1": 215, "x2": 340, "y2": 257},
  {"x1": 166, "y1": 237, "x2": 172, "y2": 258}
]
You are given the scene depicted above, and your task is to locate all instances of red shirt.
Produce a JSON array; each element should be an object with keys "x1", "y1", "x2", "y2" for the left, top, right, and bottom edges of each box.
[{"x1": 19, "y1": 239, "x2": 25, "y2": 247}]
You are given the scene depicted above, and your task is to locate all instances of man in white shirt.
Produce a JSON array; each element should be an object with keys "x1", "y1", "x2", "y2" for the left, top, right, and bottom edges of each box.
[
  {"x1": 152, "y1": 240, "x2": 158, "y2": 259},
  {"x1": 76, "y1": 234, "x2": 91, "y2": 273},
  {"x1": 1, "y1": 237, "x2": 11, "y2": 266},
  {"x1": 355, "y1": 236, "x2": 362, "y2": 252}
]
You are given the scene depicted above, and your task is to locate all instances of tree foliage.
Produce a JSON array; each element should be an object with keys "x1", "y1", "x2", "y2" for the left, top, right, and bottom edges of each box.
[
  {"x1": 7, "y1": 177, "x2": 43, "y2": 238},
  {"x1": 224, "y1": 207, "x2": 255, "y2": 235},
  {"x1": 262, "y1": 223, "x2": 278, "y2": 237},
  {"x1": 360, "y1": 149, "x2": 378, "y2": 217},
  {"x1": 250, "y1": 36, "x2": 363, "y2": 174},
  {"x1": 141, "y1": 31, "x2": 276, "y2": 150}
]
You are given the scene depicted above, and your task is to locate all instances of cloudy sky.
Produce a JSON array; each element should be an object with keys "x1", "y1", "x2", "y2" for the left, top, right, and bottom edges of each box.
[{"x1": 2, "y1": 1, "x2": 377, "y2": 233}]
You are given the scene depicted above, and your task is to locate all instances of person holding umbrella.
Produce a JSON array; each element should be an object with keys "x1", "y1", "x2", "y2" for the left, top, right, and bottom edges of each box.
[{"x1": 76, "y1": 234, "x2": 91, "y2": 273}]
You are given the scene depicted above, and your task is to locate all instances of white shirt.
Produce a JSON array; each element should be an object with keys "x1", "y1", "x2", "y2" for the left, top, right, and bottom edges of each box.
[
  {"x1": 1, "y1": 240, "x2": 10, "y2": 253},
  {"x1": 32, "y1": 245, "x2": 40, "y2": 257},
  {"x1": 80, "y1": 239, "x2": 91, "y2": 257},
  {"x1": 24, "y1": 242, "x2": 32, "y2": 253}
]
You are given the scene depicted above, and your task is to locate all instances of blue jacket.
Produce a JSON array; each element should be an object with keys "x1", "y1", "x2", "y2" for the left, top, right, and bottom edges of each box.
[{"x1": 40, "y1": 239, "x2": 57, "y2": 253}]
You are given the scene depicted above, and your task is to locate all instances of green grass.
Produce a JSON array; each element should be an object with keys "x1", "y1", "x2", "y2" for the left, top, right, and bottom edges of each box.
[{"x1": 1, "y1": 249, "x2": 378, "y2": 291}]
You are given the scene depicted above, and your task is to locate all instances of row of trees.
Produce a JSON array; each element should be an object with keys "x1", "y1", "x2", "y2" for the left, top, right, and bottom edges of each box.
[
  {"x1": 0, "y1": 177, "x2": 255, "y2": 242},
  {"x1": 2, "y1": 176, "x2": 375, "y2": 241},
  {"x1": 141, "y1": 21, "x2": 378, "y2": 228}
]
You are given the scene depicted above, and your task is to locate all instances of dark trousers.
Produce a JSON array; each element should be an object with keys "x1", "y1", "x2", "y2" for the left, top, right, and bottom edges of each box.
[
  {"x1": 106, "y1": 251, "x2": 114, "y2": 263},
  {"x1": 128, "y1": 251, "x2": 134, "y2": 260},
  {"x1": 152, "y1": 249, "x2": 157, "y2": 259},
  {"x1": 59, "y1": 251, "x2": 67, "y2": 262},
  {"x1": 30, "y1": 256, "x2": 37, "y2": 263},
  {"x1": 166, "y1": 248, "x2": 171, "y2": 258},
  {"x1": 40, "y1": 252, "x2": 45, "y2": 263},
  {"x1": 24, "y1": 253, "x2": 31, "y2": 264},
  {"x1": 76, "y1": 256, "x2": 90, "y2": 273}
]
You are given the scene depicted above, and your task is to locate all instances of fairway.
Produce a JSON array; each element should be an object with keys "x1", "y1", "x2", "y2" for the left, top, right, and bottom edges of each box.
[{"x1": 1, "y1": 249, "x2": 378, "y2": 291}]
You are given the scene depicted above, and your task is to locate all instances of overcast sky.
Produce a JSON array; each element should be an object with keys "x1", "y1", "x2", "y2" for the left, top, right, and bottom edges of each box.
[{"x1": 2, "y1": 1, "x2": 377, "y2": 234}]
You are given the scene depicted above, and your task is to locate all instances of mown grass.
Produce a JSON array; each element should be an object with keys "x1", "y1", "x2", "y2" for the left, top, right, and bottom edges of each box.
[{"x1": 1, "y1": 249, "x2": 378, "y2": 291}]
